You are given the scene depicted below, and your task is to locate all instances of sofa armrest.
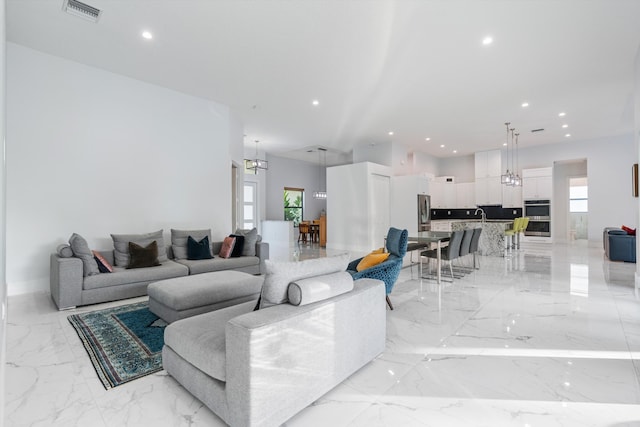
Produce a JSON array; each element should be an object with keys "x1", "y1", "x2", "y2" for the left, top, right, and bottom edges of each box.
[
  {"x1": 255, "y1": 241, "x2": 269, "y2": 274},
  {"x1": 224, "y1": 278, "x2": 385, "y2": 427},
  {"x1": 50, "y1": 254, "x2": 84, "y2": 310}
]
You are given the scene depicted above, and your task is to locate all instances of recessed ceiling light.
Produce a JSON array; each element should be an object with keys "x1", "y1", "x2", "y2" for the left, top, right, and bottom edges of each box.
[
  {"x1": 565, "y1": 133, "x2": 571, "y2": 137},
  {"x1": 521, "y1": 102, "x2": 529, "y2": 108},
  {"x1": 503, "y1": 142, "x2": 508, "y2": 146},
  {"x1": 453, "y1": 150, "x2": 458, "y2": 153},
  {"x1": 562, "y1": 124, "x2": 568, "y2": 128},
  {"x1": 388, "y1": 131, "x2": 394, "y2": 136},
  {"x1": 482, "y1": 36, "x2": 493, "y2": 45},
  {"x1": 142, "y1": 31, "x2": 153, "y2": 40},
  {"x1": 312, "y1": 100, "x2": 319, "y2": 106},
  {"x1": 440, "y1": 144, "x2": 445, "y2": 148},
  {"x1": 559, "y1": 112, "x2": 566, "y2": 117},
  {"x1": 425, "y1": 137, "x2": 431, "y2": 141}
]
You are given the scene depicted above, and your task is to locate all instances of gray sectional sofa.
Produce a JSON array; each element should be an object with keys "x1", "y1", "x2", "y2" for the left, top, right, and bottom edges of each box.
[
  {"x1": 50, "y1": 229, "x2": 269, "y2": 310},
  {"x1": 163, "y1": 254, "x2": 386, "y2": 427}
]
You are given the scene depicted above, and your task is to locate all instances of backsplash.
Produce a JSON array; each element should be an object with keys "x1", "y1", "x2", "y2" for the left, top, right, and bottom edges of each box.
[{"x1": 431, "y1": 206, "x2": 522, "y2": 220}]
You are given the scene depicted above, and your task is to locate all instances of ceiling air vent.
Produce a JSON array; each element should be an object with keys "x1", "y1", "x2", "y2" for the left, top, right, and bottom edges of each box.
[
  {"x1": 531, "y1": 128, "x2": 544, "y2": 133},
  {"x1": 62, "y1": 0, "x2": 101, "y2": 22}
]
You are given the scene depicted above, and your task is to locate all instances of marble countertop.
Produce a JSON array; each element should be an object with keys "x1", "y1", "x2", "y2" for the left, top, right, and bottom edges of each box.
[{"x1": 431, "y1": 219, "x2": 514, "y2": 223}]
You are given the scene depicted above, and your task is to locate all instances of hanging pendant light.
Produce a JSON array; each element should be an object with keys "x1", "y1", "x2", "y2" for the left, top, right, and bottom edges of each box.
[
  {"x1": 244, "y1": 140, "x2": 268, "y2": 174},
  {"x1": 313, "y1": 147, "x2": 327, "y2": 199},
  {"x1": 501, "y1": 122, "x2": 512, "y2": 185},
  {"x1": 513, "y1": 132, "x2": 522, "y2": 186},
  {"x1": 507, "y1": 128, "x2": 516, "y2": 187}
]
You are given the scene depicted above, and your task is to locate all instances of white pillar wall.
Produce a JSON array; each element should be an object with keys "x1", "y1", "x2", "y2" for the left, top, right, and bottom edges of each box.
[
  {"x1": 0, "y1": 0, "x2": 7, "y2": 423},
  {"x1": 635, "y1": 43, "x2": 640, "y2": 288}
]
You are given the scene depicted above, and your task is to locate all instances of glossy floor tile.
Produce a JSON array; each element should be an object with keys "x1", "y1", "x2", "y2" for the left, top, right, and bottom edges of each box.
[{"x1": 5, "y1": 241, "x2": 640, "y2": 426}]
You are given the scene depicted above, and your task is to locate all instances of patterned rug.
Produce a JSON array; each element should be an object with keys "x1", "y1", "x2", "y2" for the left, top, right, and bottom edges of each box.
[{"x1": 68, "y1": 301, "x2": 167, "y2": 389}]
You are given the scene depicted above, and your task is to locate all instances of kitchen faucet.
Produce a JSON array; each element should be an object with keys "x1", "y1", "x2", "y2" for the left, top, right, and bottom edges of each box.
[{"x1": 474, "y1": 207, "x2": 486, "y2": 224}]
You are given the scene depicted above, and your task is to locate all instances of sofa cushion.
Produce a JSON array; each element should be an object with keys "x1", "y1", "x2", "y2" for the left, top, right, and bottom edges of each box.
[
  {"x1": 69, "y1": 233, "x2": 100, "y2": 277},
  {"x1": 57, "y1": 244, "x2": 74, "y2": 258},
  {"x1": 171, "y1": 229, "x2": 212, "y2": 260},
  {"x1": 111, "y1": 230, "x2": 168, "y2": 267},
  {"x1": 234, "y1": 228, "x2": 258, "y2": 256},
  {"x1": 219, "y1": 236, "x2": 236, "y2": 259},
  {"x1": 174, "y1": 256, "x2": 259, "y2": 275},
  {"x1": 164, "y1": 300, "x2": 255, "y2": 382},
  {"x1": 187, "y1": 236, "x2": 213, "y2": 260},
  {"x1": 127, "y1": 241, "x2": 161, "y2": 269},
  {"x1": 92, "y1": 250, "x2": 114, "y2": 273},
  {"x1": 288, "y1": 271, "x2": 354, "y2": 306},
  {"x1": 230, "y1": 235, "x2": 245, "y2": 258},
  {"x1": 258, "y1": 253, "x2": 350, "y2": 309},
  {"x1": 356, "y1": 252, "x2": 390, "y2": 272},
  {"x1": 83, "y1": 260, "x2": 188, "y2": 290}
]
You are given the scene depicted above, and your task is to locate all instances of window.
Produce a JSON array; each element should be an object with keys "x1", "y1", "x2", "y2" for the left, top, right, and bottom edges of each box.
[
  {"x1": 243, "y1": 182, "x2": 257, "y2": 229},
  {"x1": 569, "y1": 185, "x2": 588, "y2": 212},
  {"x1": 284, "y1": 187, "x2": 303, "y2": 226}
]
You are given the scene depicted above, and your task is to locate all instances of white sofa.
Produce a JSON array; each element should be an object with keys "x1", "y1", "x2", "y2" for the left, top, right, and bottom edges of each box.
[{"x1": 162, "y1": 255, "x2": 386, "y2": 427}]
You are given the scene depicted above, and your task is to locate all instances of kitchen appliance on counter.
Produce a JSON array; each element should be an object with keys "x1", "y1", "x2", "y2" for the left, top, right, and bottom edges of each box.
[{"x1": 418, "y1": 194, "x2": 431, "y2": 231}]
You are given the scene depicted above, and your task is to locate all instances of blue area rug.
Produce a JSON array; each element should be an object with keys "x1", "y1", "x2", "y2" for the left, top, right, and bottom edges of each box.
[{"x1": 68, "y1": 301, "x2": 167, "y2": 389}]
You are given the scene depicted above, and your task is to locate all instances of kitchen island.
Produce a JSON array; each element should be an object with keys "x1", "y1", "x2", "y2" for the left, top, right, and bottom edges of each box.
[{"x1": 451, "y1": 220, "x2": 514, "y2": 257}]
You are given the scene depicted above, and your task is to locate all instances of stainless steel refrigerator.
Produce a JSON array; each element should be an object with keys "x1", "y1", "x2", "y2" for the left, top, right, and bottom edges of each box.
[{"x1": 418, "y1": 194, "x2": 431, "y2": 231}]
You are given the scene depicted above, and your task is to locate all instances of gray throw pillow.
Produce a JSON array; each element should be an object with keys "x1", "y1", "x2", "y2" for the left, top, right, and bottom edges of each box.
[
  {"x1": 259, "y1": 253, "x2": 350, "y2": 309},
  {"x1": 235, "y1": 227, "x2": 258, "y2": 257},
  {"x1": 68, "y1": 233, "x2": 100, "y2": 277},
  {"x1": 111, "y1": 230, "x2": 168, "y2": 267},
  {"x1": 171, "y1": 229, "x2": 212, "y2": 260}
]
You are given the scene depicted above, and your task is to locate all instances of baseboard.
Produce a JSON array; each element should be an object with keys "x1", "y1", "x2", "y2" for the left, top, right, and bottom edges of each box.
[{"x1": 8, "y1": 277, "x2": 48, "y2": 296}]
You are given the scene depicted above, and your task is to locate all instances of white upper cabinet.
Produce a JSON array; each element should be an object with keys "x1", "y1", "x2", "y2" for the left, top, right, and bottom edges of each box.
[
  {"x1": 502, "y1": 184, "x2": 523, "y2": 208},
  {"x1": 522, "y1": 167, "x2": 552, "y2": 200},
  {"x1": 475, "y1": 150, "x2": 502, "y2": 178},
  {"x1": 456, "y1": 182, "x2": 476, "y2": 208}
]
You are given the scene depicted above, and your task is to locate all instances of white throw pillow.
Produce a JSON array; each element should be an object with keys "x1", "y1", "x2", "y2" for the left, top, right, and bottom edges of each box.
[
  {"x1": 288, "y1": 271, "x2": 354, "y2": 306},
  {"x1": 259, "y1": 253, "x2": 350, "y2": 309}
]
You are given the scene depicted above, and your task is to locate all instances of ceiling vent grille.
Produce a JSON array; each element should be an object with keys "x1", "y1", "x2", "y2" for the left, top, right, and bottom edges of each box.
[{"x1": 62, "y1": 0, "x2": 101, "y2": 22}]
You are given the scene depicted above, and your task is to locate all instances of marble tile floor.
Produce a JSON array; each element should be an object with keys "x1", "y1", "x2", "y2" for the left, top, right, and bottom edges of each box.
[{"x1": 5, "y1": 242, "x2": 640, "y2": 426}]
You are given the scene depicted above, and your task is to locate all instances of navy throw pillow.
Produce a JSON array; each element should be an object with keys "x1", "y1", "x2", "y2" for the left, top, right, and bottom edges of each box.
[
  {"x1": 187, "y1": 235, "x2": 213, "y2": 260},
  {"x1": 230, "y1": 234, "x2": 245, "y2": 257}
]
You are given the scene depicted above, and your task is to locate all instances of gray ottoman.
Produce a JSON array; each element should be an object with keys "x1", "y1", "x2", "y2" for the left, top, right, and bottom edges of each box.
[{"x1": 148, "y1": 270, "x2": 263, "y2": 323}]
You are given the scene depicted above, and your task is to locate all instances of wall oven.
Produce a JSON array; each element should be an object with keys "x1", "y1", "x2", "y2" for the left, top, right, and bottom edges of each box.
[{"x1": 524, "y1": 199, "x2": 551, "y2": 237}]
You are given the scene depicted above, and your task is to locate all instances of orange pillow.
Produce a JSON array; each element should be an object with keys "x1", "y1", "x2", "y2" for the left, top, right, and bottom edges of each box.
[{"x1": 356, "y1": 251, "x2": 390, "y2": 272}]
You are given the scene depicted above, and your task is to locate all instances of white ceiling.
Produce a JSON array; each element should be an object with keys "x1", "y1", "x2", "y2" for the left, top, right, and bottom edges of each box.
[{"x1": 7, "y1": 0, "x2": 640, "y2": 164}]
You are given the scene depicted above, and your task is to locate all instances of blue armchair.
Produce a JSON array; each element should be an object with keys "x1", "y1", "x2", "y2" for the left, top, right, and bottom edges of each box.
[{"x1": 347, "y1": 227, "x2": 408, "y2": 310}]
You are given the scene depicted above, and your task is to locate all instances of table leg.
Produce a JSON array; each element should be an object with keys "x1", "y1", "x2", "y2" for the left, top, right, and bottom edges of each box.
[{"x1": 437, "y1": 240, "x2": 441, "y2": 285}]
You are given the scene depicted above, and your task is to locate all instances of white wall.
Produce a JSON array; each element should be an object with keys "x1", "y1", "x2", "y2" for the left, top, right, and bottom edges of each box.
[
  {"x1": 1, "y1": 1, "x2": 7, "y2": 422},
  {"x1": 410, "y1": 151, "x2": 440, "y2": 176},
  {"x1": 6, "y1": 43, "x2": 237, "y2": 295},
  {"x1": 264, "y1": 154, "x2": 326, "y2": 222},
  {"x1": 353, "y1": 141, "x2": 410, "y2": 176},
  {"x1": 439, "y1": 154, "x2": 475, "y2": 183},
  {"x1": 327, "y1": 162, "x2": 392, "y2": 254}
]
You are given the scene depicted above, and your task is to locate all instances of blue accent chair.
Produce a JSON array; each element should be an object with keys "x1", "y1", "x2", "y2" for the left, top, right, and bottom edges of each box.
[{"x1": 347, "y1": 227, "x2": 408, "y2": 310}]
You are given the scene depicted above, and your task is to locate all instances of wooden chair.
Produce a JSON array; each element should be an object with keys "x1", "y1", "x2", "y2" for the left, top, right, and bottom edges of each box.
[{"x1": 298, "y1": 222, "x2": 310, "y2": 243}]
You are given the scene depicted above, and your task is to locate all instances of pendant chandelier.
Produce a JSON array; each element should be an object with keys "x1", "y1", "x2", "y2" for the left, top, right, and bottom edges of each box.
[
  {"x1": 501, "y1": 122, "x2": 522, "y2": 187},
  {"x1": 313, "y1": 147, "x2": 327, "y2": 199},
  {"x1": 501, "y1": 122, "x2": 512, "y2": 185},
  {"x1": 245, "y1": 140, "x2": 268, "y2": 174}
]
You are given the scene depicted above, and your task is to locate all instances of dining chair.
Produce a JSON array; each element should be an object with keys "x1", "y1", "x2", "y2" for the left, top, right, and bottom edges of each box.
[
  {"x1": 457, "y1": 228, "x2": 475, "y2": 271},
  {"x1": 298, "y1": 222, "x2": 310, "y2": 243},
  {"x1": 469, "y1": 227, "x2": 483, "y2": 269},
  {"x1": 420, "y1": 229, "x2": 464, "y2": 282}
]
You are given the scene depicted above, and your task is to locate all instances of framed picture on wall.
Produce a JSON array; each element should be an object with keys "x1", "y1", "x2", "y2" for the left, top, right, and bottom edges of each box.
[{"x1": 633, "y1": 164, "x2": 638, "y2": 197}]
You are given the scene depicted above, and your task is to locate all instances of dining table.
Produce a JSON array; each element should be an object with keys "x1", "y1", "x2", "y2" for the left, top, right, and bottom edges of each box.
[{"x1": 408, "y1": 231, "x2": 452, "y2": 285}]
